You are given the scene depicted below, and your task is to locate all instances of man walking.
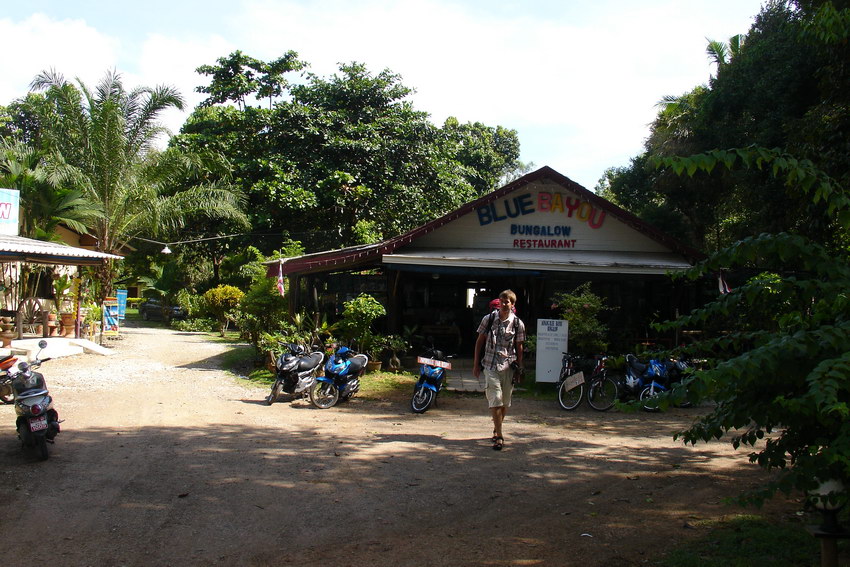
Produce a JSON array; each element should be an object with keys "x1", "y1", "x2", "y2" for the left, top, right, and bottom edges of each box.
[{"x1": 473, "y1": 289, "x2": 525, "y2": 450}]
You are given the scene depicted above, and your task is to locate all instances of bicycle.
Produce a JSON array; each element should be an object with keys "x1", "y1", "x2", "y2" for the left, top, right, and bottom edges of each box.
[{"x1": 556, "y1": 353, "x2": 618, "y2": 411}]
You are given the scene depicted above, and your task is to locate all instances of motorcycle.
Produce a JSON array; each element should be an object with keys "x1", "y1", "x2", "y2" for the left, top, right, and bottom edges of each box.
[
  {"x1": 411, "y1": 346, "x2": 452, "y2": 413},
  {"x1": 10, "y1": 340, "x2": 60, "y2": 460},
  {"x1": 309, "y1": 346, "x2": 368, "y2": 409},
  {"x1": 265, "y1": 343, "x2": 324, "y2": 405},
  {"x1": 0, "y1": 353, "x2": 17, "y2": 404},
  {"x1": 621, "y1": 353, "x2": 691, "y2": 412}
]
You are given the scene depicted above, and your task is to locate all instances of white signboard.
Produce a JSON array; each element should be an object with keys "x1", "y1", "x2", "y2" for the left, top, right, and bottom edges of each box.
[
  {"x1": 535, "y1": 319, "x2": 569, "y2": 383},
  {"x1": 0, "y1": 188, "x2": 20, "y2": 236}
]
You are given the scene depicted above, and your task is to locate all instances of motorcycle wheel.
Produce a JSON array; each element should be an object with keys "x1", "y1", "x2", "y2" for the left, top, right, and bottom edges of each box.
[
  {"x1": 411, "y1": 387, "x2": 435, "y2": 413},
  {"x1": 36, "y1": 436, "x2": 49, "y2": 461},
  {"x1": 639, "y1": 385, "x2": 662, "y2": 412},
  {"x1": 586, "y1": 377, "x2": 618, "y2": 411},
  {"x1": 557, "y1": 381, "x2": 584, "y2": 411},
  {"x1": 266, "y1": 381, "x2": 282, "y2": 405},
  {"x1": 310, "y1": 382, "x2": 339, "y2": 409}
]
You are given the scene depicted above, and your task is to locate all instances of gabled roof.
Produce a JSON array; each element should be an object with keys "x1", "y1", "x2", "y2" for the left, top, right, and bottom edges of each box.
[{"x1": 266, "y1": 166, "x2": 703, "y2": 277}]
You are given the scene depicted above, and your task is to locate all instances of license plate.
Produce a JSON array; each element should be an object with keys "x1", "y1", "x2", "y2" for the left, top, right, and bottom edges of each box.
[
  {"x1": 564, "y1": 371, "x2": 584, "y2": 391},
  {"x1": 29, "y1": 415, "x2": 48, "y2": 432}
]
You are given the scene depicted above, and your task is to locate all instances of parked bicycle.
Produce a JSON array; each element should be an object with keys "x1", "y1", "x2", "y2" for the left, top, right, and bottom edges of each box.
[{"x1": 556, "y1": 353, "x2": 618, "y2": 411}]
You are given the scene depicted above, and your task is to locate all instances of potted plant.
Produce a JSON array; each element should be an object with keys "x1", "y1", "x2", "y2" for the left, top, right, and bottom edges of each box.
[
  {"x1": 384, "y1": 334, "x2": 409, "y2": 372},
  {"x1": 360, "y1": 332, "x2": 388, "y2": 373},
  {"x1": 338, "y1": 293, "x2": 386, "y2": 355}
]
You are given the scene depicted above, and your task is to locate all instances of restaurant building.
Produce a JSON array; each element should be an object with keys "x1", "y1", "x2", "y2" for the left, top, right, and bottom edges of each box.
[{"x1": 269, "y1": 166, "x2": 704, "y2": 354}]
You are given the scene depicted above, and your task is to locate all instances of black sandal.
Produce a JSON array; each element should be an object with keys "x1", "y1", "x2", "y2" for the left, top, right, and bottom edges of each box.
[{"x1": 492, "y1": 436, "x2": 504, "y2": 451}]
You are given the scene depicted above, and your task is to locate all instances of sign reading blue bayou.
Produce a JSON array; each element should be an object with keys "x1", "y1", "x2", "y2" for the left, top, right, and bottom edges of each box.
[{"x1": 476, "y1": 190, "x2": 608, "y2": 249}]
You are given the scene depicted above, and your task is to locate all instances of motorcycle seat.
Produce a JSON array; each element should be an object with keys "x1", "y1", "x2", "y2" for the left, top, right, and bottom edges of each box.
[
  {"x1": 298, "y1": 352, "x2": 324, "y2": 371},
  {"x1": 346, "y1": 354, "x2": 368, "y2": 373}
]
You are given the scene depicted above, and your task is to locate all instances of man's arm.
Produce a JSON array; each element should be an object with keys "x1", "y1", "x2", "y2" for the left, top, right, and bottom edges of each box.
[{"x1": 473, "y1": 332, "x2": 486, "y2": 377}]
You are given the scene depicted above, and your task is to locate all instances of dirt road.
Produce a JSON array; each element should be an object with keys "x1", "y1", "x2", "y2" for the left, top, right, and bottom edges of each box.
[{"x1": 0, "y1": 322, "x2": 796, "y2": 566}]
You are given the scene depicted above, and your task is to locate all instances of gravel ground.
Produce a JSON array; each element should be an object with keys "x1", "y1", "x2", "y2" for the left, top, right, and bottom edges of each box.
[{"x1": 0, "y1": 321, "x2": 803, "y2": 566}]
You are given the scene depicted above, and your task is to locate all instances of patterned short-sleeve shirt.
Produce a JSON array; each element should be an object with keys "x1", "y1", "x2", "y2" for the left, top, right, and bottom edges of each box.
[{"x1": 477, "y1": 310, "x2": 526, "y2": 372}]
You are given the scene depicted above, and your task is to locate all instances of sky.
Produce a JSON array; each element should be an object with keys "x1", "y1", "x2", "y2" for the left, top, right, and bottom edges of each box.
[{"x1": 0, "y1": 0, "x2": 765, "y2": 190}]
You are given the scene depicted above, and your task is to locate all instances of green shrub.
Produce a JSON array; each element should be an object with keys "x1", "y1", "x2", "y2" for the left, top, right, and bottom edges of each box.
[
  {"x1": 551, "y1": 282, "x2": 613, "y2": 355},
  {"x1": 203, "y1": 285, "x2": 245, "y2": 337},
  {"x1": 172, "y1": 317, "x2": 217, "y2": 333}
]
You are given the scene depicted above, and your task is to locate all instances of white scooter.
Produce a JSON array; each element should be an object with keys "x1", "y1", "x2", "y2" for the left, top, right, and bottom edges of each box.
[{"x1": 10, "y1": 340, "x2": 60, "y2": 460}]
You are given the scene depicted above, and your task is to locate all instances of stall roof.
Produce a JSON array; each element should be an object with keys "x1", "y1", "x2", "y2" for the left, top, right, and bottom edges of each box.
[{"x1": 0, "y1": 235, "x2": 123, "y2": 265}]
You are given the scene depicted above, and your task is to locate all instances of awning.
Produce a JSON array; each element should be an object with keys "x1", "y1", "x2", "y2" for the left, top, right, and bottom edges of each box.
[
  {"x1": 381, "y1": 248, "x2": 691, "y2": 275},
  {"x1": 0, "y1": 235, "x2": 123, "y2": 266}
]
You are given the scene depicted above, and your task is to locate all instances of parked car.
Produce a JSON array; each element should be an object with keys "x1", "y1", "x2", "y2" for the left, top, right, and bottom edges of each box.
[{"x1": 139, "y1": 298, "x2": 186, "y2": 321}]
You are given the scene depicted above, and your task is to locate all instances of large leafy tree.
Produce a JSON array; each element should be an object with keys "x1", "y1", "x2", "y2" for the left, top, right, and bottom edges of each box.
[
  {"x1": 602, "y1": 1, "x2": 845, "y2": 252},
  {"x1": 179, "y1": 56, "x2": 521, "y2": 253},
  {"x1": 26, "y1": 69, "x2": 248, "y2": 301},
  {"x1": 645, "y1": 1, "x2": 850, "y2": 506}
]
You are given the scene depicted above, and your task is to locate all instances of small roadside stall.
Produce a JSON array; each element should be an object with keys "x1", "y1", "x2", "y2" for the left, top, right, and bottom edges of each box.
[{"x1": 0, "y1": 189, "x2": 123, "y2": 342}]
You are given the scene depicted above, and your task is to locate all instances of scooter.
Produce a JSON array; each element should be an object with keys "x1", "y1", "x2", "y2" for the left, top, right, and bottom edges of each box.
[
  {"x1": 411, "y1": 346, "x2": 452, "y2": 413},
  {"x1": 309, "y1": 346, "x2": 368, "y2": 409},
  {"x1": 0, "y1": 353, "x2": 17, "y2": 404},
  {"x1": 621, "y1": 353, "x2": 691, "y2": 412},
  {"x1": 10, "y1": 340, "x2": 60, "y2": 460},
  {"x1": 265, "y1": 343, "x2": 324, "y2": 405}
]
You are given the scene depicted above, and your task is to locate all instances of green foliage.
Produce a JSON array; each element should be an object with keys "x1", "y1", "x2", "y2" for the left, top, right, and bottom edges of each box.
[
  {"x1": 18, "y1": 68, "x2": 248, "y2": 302},
  {"x1": 550, "y1": 282, "x2": 613, "y2": 355},
  {"x1": 337, "y1": 293, "x2": 386, "y2": 350},
  {"x1": 171, "y1": 317, "x2": 217, "y2": 333},
  {"x1": 203, "y1": 284, "x2": 245, "y2": 337},
  {"x1": 176, "y1": 58, "x2": 520, "y2": 253},
  {"x1": 235, "y1": 275, "x2": 288, "y2": 350},
  {"x1": 656, "y1": 142, "x2": 850, "y2": 505}
]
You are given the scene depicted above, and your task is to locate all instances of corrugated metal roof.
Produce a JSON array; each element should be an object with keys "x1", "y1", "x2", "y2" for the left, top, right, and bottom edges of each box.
[{"x1": 0, "y1": 235, "x2": 123, "y2": 265}]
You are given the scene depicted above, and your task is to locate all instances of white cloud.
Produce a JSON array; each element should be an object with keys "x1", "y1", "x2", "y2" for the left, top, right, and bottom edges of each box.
[
  {"x1": 0, "y1": 0, "x2": 763, "y2": 187},
  {"x1": 0, "y1": 13, "x2": 119, "y2": 102}
]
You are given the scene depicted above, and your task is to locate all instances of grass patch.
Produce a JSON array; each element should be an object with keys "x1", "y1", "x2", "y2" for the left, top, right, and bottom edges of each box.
[
  {"x1": 659, "y1": 513, "x2": 826, "y2": 567},
  {"x1": 359, "y1": 370, "x2": 417, "y2": 400}
]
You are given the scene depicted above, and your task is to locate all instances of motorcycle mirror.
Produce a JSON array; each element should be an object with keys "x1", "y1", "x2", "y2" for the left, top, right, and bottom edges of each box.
[
  {"x1": 17, "y1": 361, "x2": 29, "y2": 372},
  {"x1": 38, "y1": 339, "x2": 48, "y2": 349}
]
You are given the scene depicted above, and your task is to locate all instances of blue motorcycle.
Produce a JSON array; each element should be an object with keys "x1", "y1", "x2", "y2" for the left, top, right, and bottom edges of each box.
[
  {"x1": 622, "y1": 353, "x2": 690, "y2": 412},
  {"x1": 310, "y1": 346, "x2": 368, "y2": 409},
  {"x1": 411, "y1": 347, "x2": 452, "y2": 413}
]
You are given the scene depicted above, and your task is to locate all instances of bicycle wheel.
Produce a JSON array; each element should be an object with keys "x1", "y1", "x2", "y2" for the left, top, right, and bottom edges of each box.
[
  {"x1": 586, "y1": 376, "x2": 618, "y2": 411},
  {"x1": 639, "y1": 385, "x2": 662, "y2": 412},
  {"x1": 557, "y1": 380, "x2": 584, "y2": 410}
]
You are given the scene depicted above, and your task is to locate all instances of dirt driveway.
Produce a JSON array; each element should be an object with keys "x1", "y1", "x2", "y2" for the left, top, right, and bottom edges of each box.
[{"x1": 0, "y1": 322, "x2": 798, "y2": 566}]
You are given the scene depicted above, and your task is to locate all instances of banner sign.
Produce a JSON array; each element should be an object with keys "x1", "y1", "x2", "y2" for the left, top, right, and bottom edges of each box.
[
  {"x1": 103, "y1": 298, "x2": 119, "y2": 336},
  {"x1": 417, "y1": 356, "x2": 452, "y2": 369},
  {"x1": 535, "y1": 319, "x2": 569, "y2": 383},
  {"x1": 116, "y1": 289, "x2": 128, "y2": 319}
]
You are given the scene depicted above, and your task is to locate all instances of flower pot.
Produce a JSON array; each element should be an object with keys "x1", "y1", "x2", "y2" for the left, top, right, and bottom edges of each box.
[{"x1": 366, "y1": 360, "x2": 382, "y2": 373}]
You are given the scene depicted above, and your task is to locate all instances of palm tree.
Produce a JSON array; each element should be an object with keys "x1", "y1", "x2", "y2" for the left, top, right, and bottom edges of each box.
[
  {"x1": 706, "y1": 34, "x2": 745, "y2": 74},
  {"x1": 0, "y1": 139, "x2": 101, "y2": 240},
  {"x1": 28, "y1": 69, "x2": 249, "y2": 301}
]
